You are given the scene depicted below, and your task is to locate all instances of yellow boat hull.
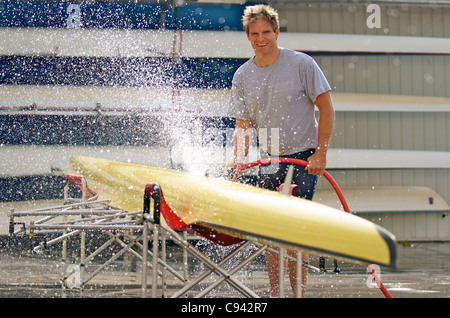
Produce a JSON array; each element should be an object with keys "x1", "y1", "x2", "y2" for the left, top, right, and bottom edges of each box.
[{"x1": 68, "y1": 156, "x2": 396, "y2": 267}]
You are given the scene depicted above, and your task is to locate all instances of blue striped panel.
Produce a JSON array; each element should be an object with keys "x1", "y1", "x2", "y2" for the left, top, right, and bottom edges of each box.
[
  {"x1": 0, "y1": 175, "x2": 81, "y2": 202},
  {"x1": 0, "y1": 114, "x2": 235, "y2": 146},
  {"x1": 165, "y1": 4, "x2": 245, "y2": 31},
  {"x1": 0, "y1": 56, "x2": 244, "y2": 88},
  {"x1": 0, "y1": 0, "x2": 162, "y2": 29},
  {"x1": 0, "y1": 114, "x2": 163, "y2": 146},
  {"x1": 0, "y1": 1, "x2": 245, "y2": 30}
]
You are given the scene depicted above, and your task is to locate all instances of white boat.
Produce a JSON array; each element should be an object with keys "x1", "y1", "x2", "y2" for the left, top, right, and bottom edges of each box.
[
  {"x1": 314, "y1": 186, "x2": 450, "y2": 242},
  {"x1": 1, "y1": 28, "x2": 449, "y2": 58},
  {"x1": 1, "y1": 86, "x2": 450, "y2": 117}
]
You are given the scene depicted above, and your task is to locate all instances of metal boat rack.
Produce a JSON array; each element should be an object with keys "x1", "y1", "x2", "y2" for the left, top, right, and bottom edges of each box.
[{"x1": 7, "y1": 174, "x2": 318, "y2": 298}]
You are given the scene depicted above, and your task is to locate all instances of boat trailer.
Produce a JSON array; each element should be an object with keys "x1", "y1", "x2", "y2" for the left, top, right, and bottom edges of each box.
[{"x1": 7, "y1": 174, "x2": 321, "y2": 298}]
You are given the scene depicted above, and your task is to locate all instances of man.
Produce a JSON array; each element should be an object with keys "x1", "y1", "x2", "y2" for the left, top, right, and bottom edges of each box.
[{"x1": 226, "y1": 4, "x2": 335, "y2": 298}]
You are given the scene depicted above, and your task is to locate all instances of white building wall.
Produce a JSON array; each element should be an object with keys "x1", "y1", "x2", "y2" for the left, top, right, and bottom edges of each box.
[{"x1": 272, "y1": 2, "x2": 450, "y2": 238}]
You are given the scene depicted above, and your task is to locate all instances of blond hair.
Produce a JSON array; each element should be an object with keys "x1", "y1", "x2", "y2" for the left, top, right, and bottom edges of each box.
[{"x1": 242, "y1": 4, "x2": 279, "y2": 34}]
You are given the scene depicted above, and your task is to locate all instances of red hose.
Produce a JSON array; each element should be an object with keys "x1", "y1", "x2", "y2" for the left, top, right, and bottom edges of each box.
[
  {"x1": 237, "y1": 158, "x2": 350, "y2": 212},
  {"x1": 236, "y1": 157, "x2": 393, "y2": 298}
]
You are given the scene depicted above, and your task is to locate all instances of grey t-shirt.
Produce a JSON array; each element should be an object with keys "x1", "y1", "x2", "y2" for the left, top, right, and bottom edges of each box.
[{"x1": 228, "y1": 48, "x2": 331, "y2": 156}]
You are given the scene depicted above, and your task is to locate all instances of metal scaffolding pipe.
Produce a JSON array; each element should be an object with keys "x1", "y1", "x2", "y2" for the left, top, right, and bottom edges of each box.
[
  {"x1": 10, "y1": 209, "x2": 126, "y2": 217},
  {"x1": 29, "y1": 224, "x2": 144, "y2": 231}
]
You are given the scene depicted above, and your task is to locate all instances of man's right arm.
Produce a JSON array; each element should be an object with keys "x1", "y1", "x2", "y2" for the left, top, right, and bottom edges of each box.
[{"x1": 225, "y1": 118, "x2": 253, "y2": 178}]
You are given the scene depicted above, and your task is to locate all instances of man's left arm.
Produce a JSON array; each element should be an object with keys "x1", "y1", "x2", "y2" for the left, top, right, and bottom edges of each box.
[{"x1": 306, "y1": 91, "x2": 335, "y2": 176}]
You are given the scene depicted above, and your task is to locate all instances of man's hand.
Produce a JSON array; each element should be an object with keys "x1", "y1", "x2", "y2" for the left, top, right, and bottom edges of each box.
[
  {"x1": 224, "y1": 163, "x2": 243, "y2": 181},
  {"x1": 305, "y1": 150, "x2": 327, "y2": 176},
  {"x1": 225, "y1": 118, "x2": 253, "y2": 181}
]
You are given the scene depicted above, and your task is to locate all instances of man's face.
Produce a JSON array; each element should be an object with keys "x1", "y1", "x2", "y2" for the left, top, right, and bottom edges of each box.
[{"x1": 247, "y1": 19, "x2": 279, "y2": 56}]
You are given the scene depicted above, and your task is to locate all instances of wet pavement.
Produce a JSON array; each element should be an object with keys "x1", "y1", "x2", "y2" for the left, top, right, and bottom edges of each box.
[{"x1": 1, "y1": 241, "x2": 449, "y2": 298}]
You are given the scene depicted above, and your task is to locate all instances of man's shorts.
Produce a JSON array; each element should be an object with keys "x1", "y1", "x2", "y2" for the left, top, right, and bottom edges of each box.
[{"x1": 258, "y1": 149, "x2": 317, "y2": 200}]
